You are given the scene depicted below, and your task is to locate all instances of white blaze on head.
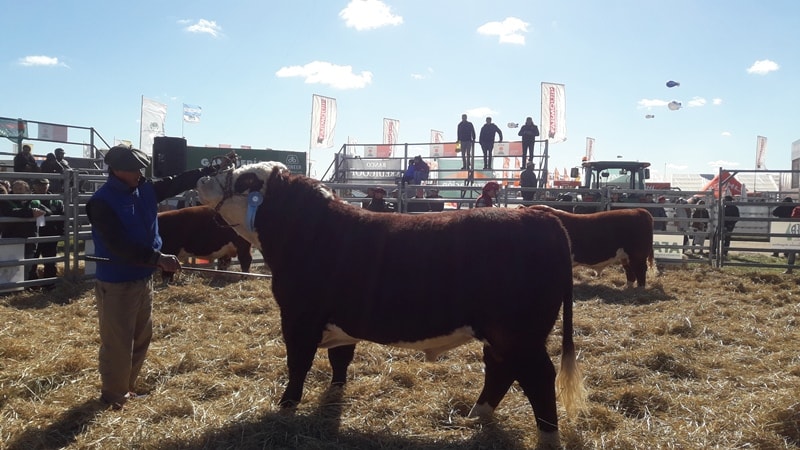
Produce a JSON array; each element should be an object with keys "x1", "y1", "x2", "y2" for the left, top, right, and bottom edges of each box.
[{"x1": 196, "y1": 161, "x2": 288, "y2": 250}]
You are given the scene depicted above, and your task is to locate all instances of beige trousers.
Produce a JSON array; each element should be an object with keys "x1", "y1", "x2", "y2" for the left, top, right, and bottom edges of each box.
[{"x1": 96, "y1": 278, "x2": 153, "y2": 405}]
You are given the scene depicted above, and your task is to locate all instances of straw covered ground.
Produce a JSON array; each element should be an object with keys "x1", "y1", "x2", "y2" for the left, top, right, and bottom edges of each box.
[{"x1": 1, "y1": 264, "x2": 799, "y2": 449}]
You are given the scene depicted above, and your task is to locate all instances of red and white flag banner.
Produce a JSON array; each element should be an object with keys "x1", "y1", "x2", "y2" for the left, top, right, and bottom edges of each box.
[
  {"x1": 540, "y1": 82, "x2": 567, "y2": 144},
  {"x1": 429, "y1": 129, "x2": 444, "y2": 157},
  {"x1": 311, "y1": 94, "x2": 337, "y2": 149},
  {"x1": 38, "y1": 123, "x2": 68, "y2": 141},
  {"x1": 756, "y1": 135, "x2": 767, "y2": 169},
  {"x1": 586, "y1": 137, "x2": 595, "y2": 161}
]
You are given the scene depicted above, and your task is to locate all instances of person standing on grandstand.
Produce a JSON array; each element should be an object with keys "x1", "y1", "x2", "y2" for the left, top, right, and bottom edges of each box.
[
  {"x1": 457, "y1": 114, "x2": 476, "y2": 171},
  {"x1": 478, "y1": 117, "x2": 503, "y2": 170}
]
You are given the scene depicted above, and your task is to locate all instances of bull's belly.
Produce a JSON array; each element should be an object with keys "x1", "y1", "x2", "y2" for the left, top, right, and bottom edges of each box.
[
  {"x1": 319, "y1": 324, "x2": 476, "y2": 362},
  {"x1": 575, "y1": 247, "x2": 629, "y2": 271}
]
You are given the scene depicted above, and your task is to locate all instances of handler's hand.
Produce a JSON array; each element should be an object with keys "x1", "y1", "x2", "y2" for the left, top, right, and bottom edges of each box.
[{"x1": 157, "y1": 254, "x2": 181, "y2": 273}]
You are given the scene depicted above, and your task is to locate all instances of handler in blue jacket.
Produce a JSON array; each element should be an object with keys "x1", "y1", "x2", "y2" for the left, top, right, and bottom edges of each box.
[{"x1": 86, "y1": 145, "x2": 226, "y2": 409}]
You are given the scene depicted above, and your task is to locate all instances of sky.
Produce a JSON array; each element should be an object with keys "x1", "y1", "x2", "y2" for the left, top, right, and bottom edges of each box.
[{"x1": 2, "y1": 0, "x2": 799, "y2": 180}]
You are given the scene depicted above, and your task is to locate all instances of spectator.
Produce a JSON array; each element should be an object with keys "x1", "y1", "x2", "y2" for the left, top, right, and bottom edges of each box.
[
  {"x1": 712, "y1": 195, "x2": 740, "y2": 258},
  {"x1": 40, "y1": 148, "x2": 70, "y2": 193},
  {"x1": 573, "y1": 192, "x2": 600, "y2": 214},
  {"x1": 691, "y1": 199, "x2": 710, "y2": 254},
  {"x1": 0, "y1": 180, "x2": 46, "y2": 280},
  {"x1": 644, "y1": 193, "x2": 667, "y2": 231},
  {"x1": 609, "y1": 190, "x2": 624, "y2": 210},
  {"x1": 406, "y1": 188, "x2": 430, "y2": 213},
  {"x1": 426, "y1": 188, "x2": 444, "y2": 212},
  {"x1": 86, "y1": 145, "x2": 227, "y2": 410},
  {"x1": 517, "y1": 117, "x2": 539, "y2": 166},
  {"x1": 28, "y1": 179, "x2": 65, "y2": 285},
  {"x1": 411, "y1": 156, "x2": 429, "y2": 185},
  {"x1": 478, "y1": 117, "x2": 503, "y2": 170},
  {"x1": 784, "y1": 205, "x2": 800, "y2": 274},
  {"x1": 673, "y1": 198, "x2": 692, "y2": 248},
  {"x1": 519, "y1": 162, "x2": 537, "y2": 203},
  {"x1": 366, "y1": 186, "x2": 391, "y2": 213},
  {"x1": 772, "y1": 197, "x2": 794, "y2": 257},
  {"x1": 14, "y1": 144, "x2": 39, "y2": 173},
  {"x1": 475, "y1": 181, "x2": 500, "y2": 208},
  {"x1": 457, "y1": 114, "x2": 476, "y2": 171}
]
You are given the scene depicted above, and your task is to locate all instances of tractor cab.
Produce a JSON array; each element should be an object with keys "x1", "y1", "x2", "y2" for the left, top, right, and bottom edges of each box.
[{"x1": 571, "y1": 161, "x2": 651, "y2": 190}]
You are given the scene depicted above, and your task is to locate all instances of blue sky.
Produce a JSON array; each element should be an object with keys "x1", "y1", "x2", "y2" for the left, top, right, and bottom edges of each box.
[{"x1": 2, "y1": 0, "x2": 798, "y2": 179}]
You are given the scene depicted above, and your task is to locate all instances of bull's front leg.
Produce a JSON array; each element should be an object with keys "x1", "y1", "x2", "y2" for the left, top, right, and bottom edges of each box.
[
  {"x1": 279, "y1": 323, "x2": 322, "y2": 408},
  {"x1": 328, "y1": 344, "x2": 356, "y2": 386}
]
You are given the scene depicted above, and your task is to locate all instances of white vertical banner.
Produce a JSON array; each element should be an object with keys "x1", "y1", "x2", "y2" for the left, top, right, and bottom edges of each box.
[
  {"x1": 430, "y1": 129, "x2": 444, "y2": 157},
  {"x1": 756, "y1": 135, "x2": 767, "y2": 169},
  {"x1": 586, "y1": 137, "x2": 595, "y2": 161},
  {"x1": 140, "y1": 96, "x2": 167, "y2": 156},
  {"x1": 311, "y1": 94, "x2": 337, "y2": 149},
  {"x1": 540, "y1": 82, "x2": 567, "y2": 144}
]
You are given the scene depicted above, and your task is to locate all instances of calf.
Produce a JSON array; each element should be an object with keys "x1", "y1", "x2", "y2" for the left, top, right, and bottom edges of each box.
[
  {"x1": 157, "y1": 205, "x2": 253, "y2": 281},
  {"x1": 530, "y1": 205, "x2": 654, "y2": 288}
]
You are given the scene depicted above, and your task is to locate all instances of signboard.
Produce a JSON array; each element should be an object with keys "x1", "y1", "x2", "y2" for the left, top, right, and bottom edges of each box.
[
  {"x1": 343, "y1": 157, "x2": 402, "y2": 183},
  {"x1": 770, "y1": 221, "x2": 800, "y2": 250},
  {"x1": 186, "y1": 147, "x2": 307, "y2": 175},
  {"x1": 653, "y1": 233, "x2": 686, "y2": 261}
]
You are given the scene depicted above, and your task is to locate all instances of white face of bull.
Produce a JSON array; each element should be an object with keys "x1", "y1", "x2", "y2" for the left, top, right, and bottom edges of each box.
[{"x1": 196, "y1": 161, "x2": 289, "y2": 251}]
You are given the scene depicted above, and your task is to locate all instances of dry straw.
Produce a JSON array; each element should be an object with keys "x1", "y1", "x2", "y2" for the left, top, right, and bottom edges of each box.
[{"x1": 1, "y1": 264, "x2": 798, "y2": 449}]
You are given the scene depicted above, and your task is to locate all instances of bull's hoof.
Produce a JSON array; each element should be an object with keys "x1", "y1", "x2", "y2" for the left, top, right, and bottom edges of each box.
[
  {"x1": 467, "y1": 402, "x2": 495, "y2": 421},
  {"x1": 278, "y1": 398, "x2": 299, "y2": 409},
  {"x1": 536, "y1": 430, "x2": 562, "y2": 449}
]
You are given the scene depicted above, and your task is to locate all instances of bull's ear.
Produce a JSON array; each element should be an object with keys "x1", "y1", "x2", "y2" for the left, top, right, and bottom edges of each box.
[{"x1": 266, "y1": 166, "x2": 289, "y2": 191}]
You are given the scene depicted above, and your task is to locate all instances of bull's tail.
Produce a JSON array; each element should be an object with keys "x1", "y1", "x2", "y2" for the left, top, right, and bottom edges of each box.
[
  {"x1": 555, "y1": 287, "x2": 587, "y2": 417},
  {"x1": 648, "y1": 243, "x2": 655, "y2": 268}
]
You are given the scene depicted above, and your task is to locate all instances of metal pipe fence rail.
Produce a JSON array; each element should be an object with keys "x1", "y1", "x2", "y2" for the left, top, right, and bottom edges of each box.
[{"x1": 1, "y1": 168, "x2": 798, "y2": 292}]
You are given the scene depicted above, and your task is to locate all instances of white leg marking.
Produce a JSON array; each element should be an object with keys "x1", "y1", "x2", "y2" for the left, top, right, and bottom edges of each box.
[{"x1": 467, "y1": 402, "x2": 495, "y2": 420}]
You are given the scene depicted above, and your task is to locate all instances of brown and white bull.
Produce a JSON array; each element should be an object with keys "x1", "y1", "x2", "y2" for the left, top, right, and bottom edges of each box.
[
  {"x1": 157, "y1": 205, "x2": 253, "y2": 281},
  {"x1": 529, "y1": 205, "x2": 654, "y2": 288},
  {"x1": 196, "y1": 162, "x2": 585, "y2": 447}
]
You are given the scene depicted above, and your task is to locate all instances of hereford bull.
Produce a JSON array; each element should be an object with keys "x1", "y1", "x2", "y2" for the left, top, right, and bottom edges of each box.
[
  {"x1": 196, "y1": 162, "x2": 585, "y2": 447},
  {"x1": 528, "y1": 205, "x2": 654, "y2": 288},
  {"x1": 157, "y1": 205, "x2": 253, "y2": 281}
]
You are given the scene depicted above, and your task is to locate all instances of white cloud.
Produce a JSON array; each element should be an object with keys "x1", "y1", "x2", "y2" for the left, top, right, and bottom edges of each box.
[
  {"x1": 687, "y1": 97, "x2": 706, "y2": 107},
  {"x1": 708, "y1": 160, "x2": 739, "y2": 168},
  {"x1": 712, "y1": 98, "x2": 723, "y2": 106},
  {"x1": 637, "y1": 99, "x2": 670, "y2": 109},
  {"x1": 18, "y1": 55, "x2": 66, "y2": 67},
  {"x1": 185, "y1": 19, "x2": 223, "y2": 37},
  {"x1": 464, "y1": 107, "x2": 496, "y2": 118},
  {"x1": 747, "y1": 59, "x2": 779, "y2": 75},
  {"x1": 410, "y1": 67, "x2": 434, "y2": 80},
  {"x1": 339, "y1": 0, "x2": 403, "y2": 31},
  {"x1": 477, "y1": 17, "x2": 529, "y2": 45},
  {"x1": 721, "y1": 131, "x2": 731, "y2": 137},
  {"x1": 276, "y1": 61, "x2": 373, "y2": 89}
]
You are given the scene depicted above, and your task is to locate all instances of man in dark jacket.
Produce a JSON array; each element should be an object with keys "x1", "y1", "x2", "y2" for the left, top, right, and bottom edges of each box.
[
  {"x1": 28, "y1": 179, "x2": 65, "y2": 283},
  {"x1": 13, "y1": 144, "x2": 39, "y2": 173},
  {"x1": 456, "y1": 114, "x2": 476, "y2": 171},
  {"x1": 40, "y1": 148, "x2": 71, "y2": 193},
  {"x1": 519, "y1": 162, "x2": 538, "y2": 202},
  {"x1": 478, "y1": 117, "x2": 503, "y2": 170},
  {"x1": 712, "y1": 195, "x2": 740, "y2": 258},
  {"x1": 86, "y1": 145, "x2": 232, "y2": 409},
  {"x1": 517, "y1": 117, "x2": 539, "y2": 165}
]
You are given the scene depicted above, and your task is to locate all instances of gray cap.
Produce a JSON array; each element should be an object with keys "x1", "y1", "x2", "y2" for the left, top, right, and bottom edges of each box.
[
  {"x1": 34, "y1": 178, "x2": 50, "y2": 185},
  {"x1": 104, "y1": 145, "x2": 151, "y2": 171}
]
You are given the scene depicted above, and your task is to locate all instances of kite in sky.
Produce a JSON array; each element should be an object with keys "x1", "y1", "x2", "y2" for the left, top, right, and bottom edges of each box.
[
  {"x1": 666, "y1": 80, "x2": 680, "y2": 88},
  {"x1": 645, "y1": 114, "x2": 655, "y2": 119},
  {"x1": 668, "y1": 101, "x2": 682, "y2": 111}
]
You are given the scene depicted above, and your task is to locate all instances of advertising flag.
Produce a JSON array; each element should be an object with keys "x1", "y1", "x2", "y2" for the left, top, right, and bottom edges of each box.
[
  {"x1": 37, "y1": 123, "x2": 68, "y2": 141},
  {"x1": 586, "y1": 137, "x2": 595, "y2": 161},
  {"x1": 140, "y1": 96, "x2": 167, "y2": 156},
  {"x1": 311, "y1": 94, "x2": 337, "y2": 149},
  {"x1": 756, "y1": 135, "x2": 767, "y2": 169},
  {"x1": 183, "y1": 104, "x2": 202, "y2": 123},
  {"x1": 540, "y1": 82, "x2": 567, "y2": 143},
  {"x1": 383, "y1": 118, "x2": 399, "y2": 157},
  {"x1": 430, "y1": 129, "x2": 444, "y2": 157}
]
